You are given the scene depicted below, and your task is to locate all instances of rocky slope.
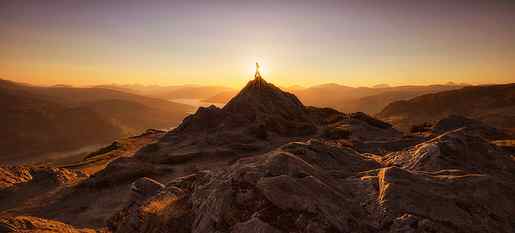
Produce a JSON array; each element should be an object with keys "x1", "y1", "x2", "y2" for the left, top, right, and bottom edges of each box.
[
  {"x1": 107, "y1": 130, "x2": 515, "y2": 233},
  {"x1": 377, "y1": 83, "x2": 515, "y2": 131},
  {"x1": 0, "y1": 79, "x2": 194, "y2": 165},
  {"x1": 199, "y1": 83, "x2": 466, "y2": 115},
  {"x1": 0, "y1": 216, "x2": 103, "y2": 233},
  {"x1": 431, "y1": 115, "x2": 513, "y2": 140},
  {"x1": 1, "y1": 77, "x2": 514, "y2": 233}
]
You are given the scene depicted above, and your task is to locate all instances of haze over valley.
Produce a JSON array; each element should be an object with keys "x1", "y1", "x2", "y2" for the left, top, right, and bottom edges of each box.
[{"x1": 1, "y1": 1, "x2": 515, "y2": 232}]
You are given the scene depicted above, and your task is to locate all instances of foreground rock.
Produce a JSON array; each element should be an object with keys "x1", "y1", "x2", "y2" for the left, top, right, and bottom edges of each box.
[
  {"x1": 381, "y1": 129, "x2": 515, "y2": 180},
  {"x1": 0, "y1": 166, "x2": 83, "y2": 212},
  {"x1": 0, "y1": 130, "x2": 166, "y2": 229},
  {"x1": 108, "y1": 135, "x2": 515, "y2": 233},
  {"x1": 0, "y1": 215, "x2": 102, "y2": 233},
  {"x1": 134, "y1": 77, "x2": 403, "y2": 164},
  {"x1": 376, "y1": 167, "x2": 515, "y2": 233},
  {"x1": 4, "y1": 77, "x2": 514, "y2": 232},
  {"x1": 431, "y1": 115, "x2": 513, "y2": 140},
  {"x1": 108, "y1": 140, "x2": 381, "y2": 233}
]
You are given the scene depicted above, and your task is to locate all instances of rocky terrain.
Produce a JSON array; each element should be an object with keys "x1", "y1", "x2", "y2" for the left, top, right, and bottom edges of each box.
[
  {"x1": 377, "y1": 83, "x2": 515, "y2": 131},
  {"x1": 199, "y1": 83, "x2": 467, "y2": 115},
  {"x1": 0, "y1": 77, "x2": 514, "y2": 233}
]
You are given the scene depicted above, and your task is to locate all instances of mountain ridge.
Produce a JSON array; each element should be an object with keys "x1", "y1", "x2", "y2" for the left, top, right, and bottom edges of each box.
[
  {"x1": 377, "y1": 83, "x2": 515, "y2": 131},
  {"x1": 1, "y1": 78, "x2": 514, "y2": 233},
  {"x1": 0, "y1": 79, "x2": 195, "y2": 165}
]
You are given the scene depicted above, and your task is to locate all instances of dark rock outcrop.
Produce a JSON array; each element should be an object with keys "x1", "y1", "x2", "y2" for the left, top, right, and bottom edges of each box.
[
  {"x1": 0, "y1": 215, "x2": 100, "y2": 233},
  {"x1": 432, "y1": 115, "x2": 513, "y2": 140},
  {"x1": 377, "y1": 83, "x2": 515, "y2": 131},
  {"x1": 6, "y1": 78, "x2": 510, "y2": 233},
  {"x1": 381, "y1": 129, "x2": 515, "y2": 179},
  {"x1": 108, "y1": 134, "x2": 515, "y2": 233},
  {"x1": 108, "y1": 140, "x2": 381, "y2": 233}
]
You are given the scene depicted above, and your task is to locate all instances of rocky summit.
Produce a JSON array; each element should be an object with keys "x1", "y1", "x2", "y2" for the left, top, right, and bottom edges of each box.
[{"x1": 1, "y1": 76, "x2": 514, "y2": 233}]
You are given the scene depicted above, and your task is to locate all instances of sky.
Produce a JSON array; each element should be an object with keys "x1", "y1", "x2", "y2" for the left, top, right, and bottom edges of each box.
[{"x1": 1, "y1": 0, "x2": 514, "y2": 88}]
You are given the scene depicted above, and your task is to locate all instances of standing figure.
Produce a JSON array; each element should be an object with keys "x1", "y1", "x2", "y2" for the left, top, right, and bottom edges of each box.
[{"x1": 254, "y1": 62, "x2": 262, "y2": 80}]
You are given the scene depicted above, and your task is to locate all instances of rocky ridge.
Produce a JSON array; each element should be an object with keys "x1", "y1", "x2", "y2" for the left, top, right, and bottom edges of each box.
[{"x1": 1, "y1": 76, "x2": 514, "y2": 233}]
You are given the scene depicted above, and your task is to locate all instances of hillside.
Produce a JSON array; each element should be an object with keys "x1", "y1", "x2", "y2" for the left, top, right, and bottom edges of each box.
[
  {"x1": 200, "y1": 83, "x2": 466, "y2": 114},
  {"x1": 0, "y1": 79, "x2": 195, "y2": 165},
  {"x1": 377, "y1": 83, "x2": 515, "y2": 131},
  {"x1": 95, "y1": 83, "x2": 236, "y2": 101},
  {"x1": 1, "y1": 77, "x2": 514, "y2": 233},
  {"x1": 296, "y1": 84, "x2": 466, "y2": 114},
  {"x1": 0, "y1": 90, "x2": 121, "y2": 165}
]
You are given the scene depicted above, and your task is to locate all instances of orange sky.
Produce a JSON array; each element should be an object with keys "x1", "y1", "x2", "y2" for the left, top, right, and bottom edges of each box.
[{"x1": 1, "y1": 0, "x2": 514, "y2": 88}]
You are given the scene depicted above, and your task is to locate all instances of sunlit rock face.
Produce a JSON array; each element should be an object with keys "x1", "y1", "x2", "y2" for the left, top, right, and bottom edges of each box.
[
  {"x1": 0, "y1": 216, "x2": 100, "y2": 233},
  {"x1": 4, "y1": 76, "x2": 514, "y2": 233},
  {"x1": 108, "y1": 136, "x2": 515, "y2": 233}
]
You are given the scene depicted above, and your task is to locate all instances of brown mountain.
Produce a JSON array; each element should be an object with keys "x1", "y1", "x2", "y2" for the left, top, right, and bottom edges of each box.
[
  {"x1": 107, "y1": 129, "x2": 514, "y2": 233},
  {"x1": 0, "y1": 79, "x2": 194, "y2": 165},
  {"x1": 1, "y1": 77, "x2": 514, "y2": 233},
  {"x1": 377, "y1": 83, "x2": 515, "y2": 131},
  {"x1": 0, "y1": 75, "x2": 402, "y2": 228},
  {"x1": 201, "y1": 83, "x2": 466, "y2": 114},
  {"x1": 296, "y1": 84, "x2": 467, "y2": 114},
  {"x1": 95, "y1": 83, "x2": 236, "y2": 101}
]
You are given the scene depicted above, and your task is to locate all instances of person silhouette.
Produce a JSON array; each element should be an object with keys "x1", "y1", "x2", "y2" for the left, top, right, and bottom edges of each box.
[{"x1": 254, "y1": 62, "x2": 262, "y2": 80}]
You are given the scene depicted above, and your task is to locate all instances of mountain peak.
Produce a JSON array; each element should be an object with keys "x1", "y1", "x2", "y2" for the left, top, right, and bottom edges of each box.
[
  {"x1": 223, "y1": 72, "x2": 307, "y2": 121},
  {"x1": 171, "y1": 72, "x2": 317, "y2": 138},
  {"x1": 242, "y1": 61, "x2": 267, "y2": 88}
]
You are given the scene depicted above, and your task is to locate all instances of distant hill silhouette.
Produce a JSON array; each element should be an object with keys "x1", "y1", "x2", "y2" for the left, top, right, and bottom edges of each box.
[
  {"x1": 95, "y1": 83, "x2": 236, "y2": 100},
  {"x1": 296, "y1": 84, "x2": 468, "y2": 114},
  {"x1": 0, "y1": 79, "x2": 195, "y2": 165},
  {"x1": 2, "y1": 77, "x2": 514, "y2": 233},
  {"x1": 201, "y1": 83, "x2": 467, "y2": 114},
  {"x1": 377, "y1": 83, "x2": 515, "y2": 131}
]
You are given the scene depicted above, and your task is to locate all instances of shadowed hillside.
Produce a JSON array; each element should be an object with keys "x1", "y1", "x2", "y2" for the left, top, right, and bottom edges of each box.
[
  {"x1": 377, "y1": 83, "x2": 515, "y2": 131},
  {"x1": 1, "y1": 77, "x2": 514, "y2": 233},
  {"x1": 200, "y1": 83, "x2": 467, "y2": 114},
  {"x1": 0, "y1": 79, "x2": 195, "y2": 165}
]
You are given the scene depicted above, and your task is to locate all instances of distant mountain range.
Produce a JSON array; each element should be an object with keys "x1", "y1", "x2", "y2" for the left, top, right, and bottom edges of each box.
[
  {"x1": 377, "y1": 83, "x2": 515, "y2": 131},
  {"x1": 200, "y1": 83, "x2": 468, "y2": 114},
  {"x1": 0, "y1": 79, "x2": 195, "y2": 165},
  {"x1": 2, "y1": 78, "x2": 510, "y2": 165},
  {"x1": 2, "y1": 76, "x2": 514, "y2": 233},
  {"x1": 93, "y1": 84, "x2": 235, "y2": 100}
]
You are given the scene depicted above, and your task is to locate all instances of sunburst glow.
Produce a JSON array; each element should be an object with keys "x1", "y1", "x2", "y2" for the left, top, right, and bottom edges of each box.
[{"x1": 247, "y1": 60, "x2": 268, "y2": 78}]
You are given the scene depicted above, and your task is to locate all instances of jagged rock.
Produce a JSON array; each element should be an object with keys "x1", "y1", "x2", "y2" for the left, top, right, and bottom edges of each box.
[
  {"x1": 0, "y1": 166, "x2": 80, "y2": 191},
  {"x1": 432, "y1": 114, "x2": 513, "y2": 140},
  {"x1": 353, "y1": 135, "x2": 427, "y2": 155},
  {"x1": 376, "y1": 167, "x2": 515, "y2": 233},
  {"x1": 80, "y1": 158, "x2": 173, "y2": 188},
  {"x1": 0, "y1": 215, "x2": 101, "y2": 233},
  {"x1": 175, "y1": 105, "x2": 226, "y2": 133},
  {"x1": 109, "y1": 141, "x2": 380, "y2": 233},
  {"x1": 0, "y1": 166, "x2": 32, "y2": 190},
  {"x1": 170, "y1": 77, "x2": 317, "y2": 139},
  {"x1": 130, "y1": 177, "x2": 165, "y2": 203},
  {"x1": 381, "y1": 129, "x2": 515, "y2": 179},
  {"x1": 350, "y1": 112, "x2": 392, "y2": 129},
  {"x1": 107, "y1": 176, "x2": 196, "y2": 233},
  {"x1": 231, "y1": 217, "x2": 282, "y2": 233},
  {"x1": 134, "y1": 76, "x2": 400, "y2": 166},
  {"x1": 6, "y1": 77, "x2": 514, "y2": 233},
  {"x1": 109, "y1": 129, "x2": 515, "y2": 233}
]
